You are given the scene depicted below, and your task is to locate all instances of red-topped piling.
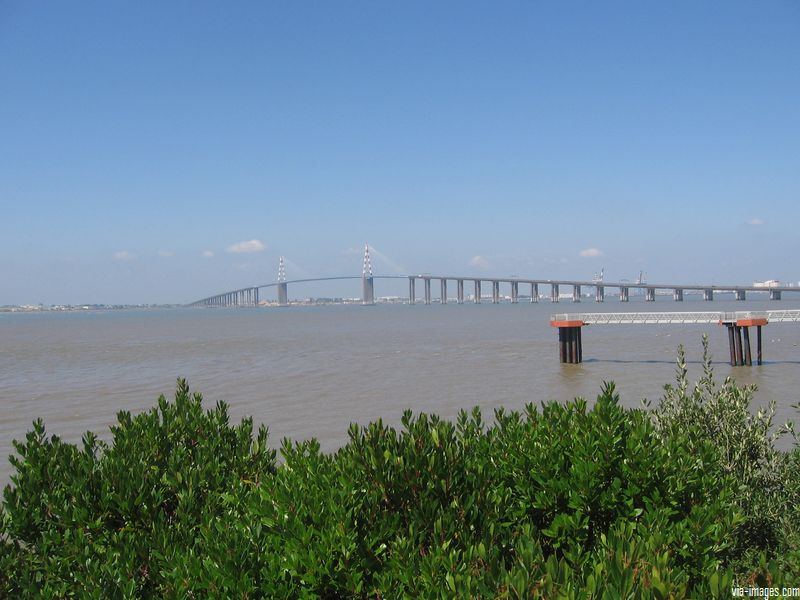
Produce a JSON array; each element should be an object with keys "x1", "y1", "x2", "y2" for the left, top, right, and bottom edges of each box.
[{"x1": 551, "y1": 319, "x2": 585, "y2": 364}]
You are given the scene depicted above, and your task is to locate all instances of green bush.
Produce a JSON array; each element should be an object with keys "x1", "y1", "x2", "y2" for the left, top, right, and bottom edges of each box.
[
  {"x1": 2, "y1": 350, "x2": 798, "y2": 598},
  {"x1": 1, "y1": 380, "x2": 275, "y2": 597},
  {"x1": 651, "y1": 337, "x2": 800, "y2": 579}
]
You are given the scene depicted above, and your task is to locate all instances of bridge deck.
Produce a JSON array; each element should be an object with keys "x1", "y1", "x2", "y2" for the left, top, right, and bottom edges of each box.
[{"x1": 551, "y1": 310, "x2": 800, "y2": 325}]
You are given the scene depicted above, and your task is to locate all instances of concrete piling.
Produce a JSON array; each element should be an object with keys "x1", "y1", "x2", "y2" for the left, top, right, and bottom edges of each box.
[
  {"x1": 595, "y1": 285, "x2": 604, "y2": 302},
  {"x1": 362, "y1": 276, "x2": 375, "y2": 305},
  {"x1": 551, "y1": 319, "x2": 584, "y2": 364},
  {"x1": 278, "y1": 282, "x2": 288, "y2": 306},
  {"x1": 725, "y1": 318, "x2": 767, "y2": 366}
]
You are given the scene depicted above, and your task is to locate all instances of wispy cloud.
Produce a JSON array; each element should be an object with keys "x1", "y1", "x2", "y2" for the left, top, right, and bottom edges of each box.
[
  {"x1": 226, "y1": 239, "x2": 266, "y2": 254},
  {"x1": 202, "y1": 250, "x2": 215, "y2": 258},
  {"x1": 579, "y1": 248, "x2": 604, "y2": 258},
  {"x1": 157, "y1": 250, "x2": 174, "y2": 258},
  {"x1": 112, "y1": 250, "x2": 136, "y2": 261},
  {"x1": 747, "y1": 218, "x2": 764, "y2": 226},
  {"x1": 469, "y1": 255, "x2": 490, "y2": 269}
]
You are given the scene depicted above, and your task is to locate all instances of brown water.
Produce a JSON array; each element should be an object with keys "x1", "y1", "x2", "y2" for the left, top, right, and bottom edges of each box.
[{"x1": 2, "y1": 298, "x2": 799, "y2": 486}]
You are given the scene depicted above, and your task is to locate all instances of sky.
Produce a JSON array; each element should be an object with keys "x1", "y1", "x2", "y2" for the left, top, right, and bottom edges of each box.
[{"x1": 1, "y1": 1, "x2": 799, "y2": 305}]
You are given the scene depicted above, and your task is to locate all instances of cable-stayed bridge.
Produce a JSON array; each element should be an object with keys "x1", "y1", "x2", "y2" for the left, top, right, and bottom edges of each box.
[{"x1": 188, "y1": 246, "x2": 799, "y2": 308}]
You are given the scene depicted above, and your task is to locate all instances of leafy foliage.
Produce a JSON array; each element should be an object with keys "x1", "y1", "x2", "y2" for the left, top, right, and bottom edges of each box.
[
  {"x1": 1, "y1": 380, "x2": 275, "y2": 597},
  {"x1": 652, "y1": 336, "x2": 800, "y2": 578},
  {"x1": 2, "y1": 357, "x2": 798, "y2": 597}
]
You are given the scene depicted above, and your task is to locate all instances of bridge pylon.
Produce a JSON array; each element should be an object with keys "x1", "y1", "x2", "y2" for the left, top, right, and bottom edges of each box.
[
  {"x1": 362, "y1": 243, "x2": 375, "y2": 305},
  {"x1": 277, "y1": 256, "x2": 288, "y2": 306}
]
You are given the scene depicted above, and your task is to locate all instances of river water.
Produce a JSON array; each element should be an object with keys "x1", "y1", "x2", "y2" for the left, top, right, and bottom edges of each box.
[{"x1": 2, "y1": 297, "x2": 799, "y2": 486}]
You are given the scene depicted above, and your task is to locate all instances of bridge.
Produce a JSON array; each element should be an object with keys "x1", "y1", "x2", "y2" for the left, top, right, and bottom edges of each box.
[
  {"x1": 188, "y1": 248, "x2": 408, "y2": 307},
  {"x1": 188, "y1": 245, "x2": 799, "y2": 308},
  {"x1": 550, "y1": 310, "x2": 800, "y2": 367}
]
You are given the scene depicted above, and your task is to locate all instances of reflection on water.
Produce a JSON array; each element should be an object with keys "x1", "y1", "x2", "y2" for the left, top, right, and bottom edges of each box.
[{"x1": 2, "y1": 297, "x2": 799, "y2": 485}]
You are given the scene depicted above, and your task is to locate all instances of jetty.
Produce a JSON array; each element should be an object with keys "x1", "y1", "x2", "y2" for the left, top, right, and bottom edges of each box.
[{"x1": 550, "y1": 310, "x2": 800, "y2": 366}]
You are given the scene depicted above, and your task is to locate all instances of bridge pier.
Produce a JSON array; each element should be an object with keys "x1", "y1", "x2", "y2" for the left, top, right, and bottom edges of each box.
[
  {"x1": 674, "y1": 289, "x2": 683, "y2": 302},
  {"x1": 595, "y1": 285, "x2": 604, "y2": 302},
  {"x1": 409, "y1": 277, "x2": 416, "y2": 305},
  {"x1": 573, "y1": 285, "x2": 581, "y2": 303},
  {"x1": 511, "y1": 281, "x2": 519, "y2": 303},
  {"x1": 457, "y1": 279, "x2": 464, "y2": 304},
  {"x1": 551, "y1": 284, "x2": 559, "y2": 303},
  {"x1": 531, "y1": 283, "x2": 538, "y2": 303},
  {"x1": 440, "y1": 279, "x2": 447, "y2": 304},
  {"x1": 645, "y1": 287, "x2": 655, "y2": 302},
  {"x1": 703, "y1": 289, "x2": 714, "y2": 301},
  {"x1": 552, "y1": 319, "x2": 584, "y2": 364},
  {"x1": 474, "y1": 280, "x2": 481, "y2": 303},
  {"x1": 424, "y1": 278, "x2": 432, "y2": 305},
  {"x1": 770, "y1": 290, "x2": 782, "y2": 301},
  {"x1": 736, "y1": 289, "x2": 746, "y2": 301},
  {"x1": 253, "y1": 287, "x2": 259, "y2": 306},
  {"x1": 278, "y1": 282, "x2": 288, "y2": 306},
  {"x1": 620, "y1": 287, "x2": 629, "y2": 302},
  {"x1": 492, "y1": 281, "x2": 500, "y2": 304},
  {"x1": 362, "y1": 276, "x2": 375, "y2": 305}
]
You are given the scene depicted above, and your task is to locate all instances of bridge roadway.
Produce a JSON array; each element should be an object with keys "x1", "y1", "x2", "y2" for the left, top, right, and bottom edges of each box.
[
  {"x1": 187, "y1": 276, "x2": 408, "y2": 307},
  {"x1": 409, "y1": 276, "x2": 796, "y2": 304},
  {"x1": 549, "y1": 309, "x2": 800, "y2": 366},
  {"x1": 188, "y1": 275, "x2": 799, "y2": 308}
]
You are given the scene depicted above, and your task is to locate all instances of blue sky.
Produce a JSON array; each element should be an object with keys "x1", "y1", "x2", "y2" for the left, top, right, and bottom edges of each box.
[{"x1": 1, "y1": 1, "x2": 798, "y2": 304}]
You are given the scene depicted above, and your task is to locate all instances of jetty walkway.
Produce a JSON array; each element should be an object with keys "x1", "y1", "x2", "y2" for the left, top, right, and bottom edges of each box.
[{"x1": 550, "y1": 310, "x2": 800, "y2": 366}]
